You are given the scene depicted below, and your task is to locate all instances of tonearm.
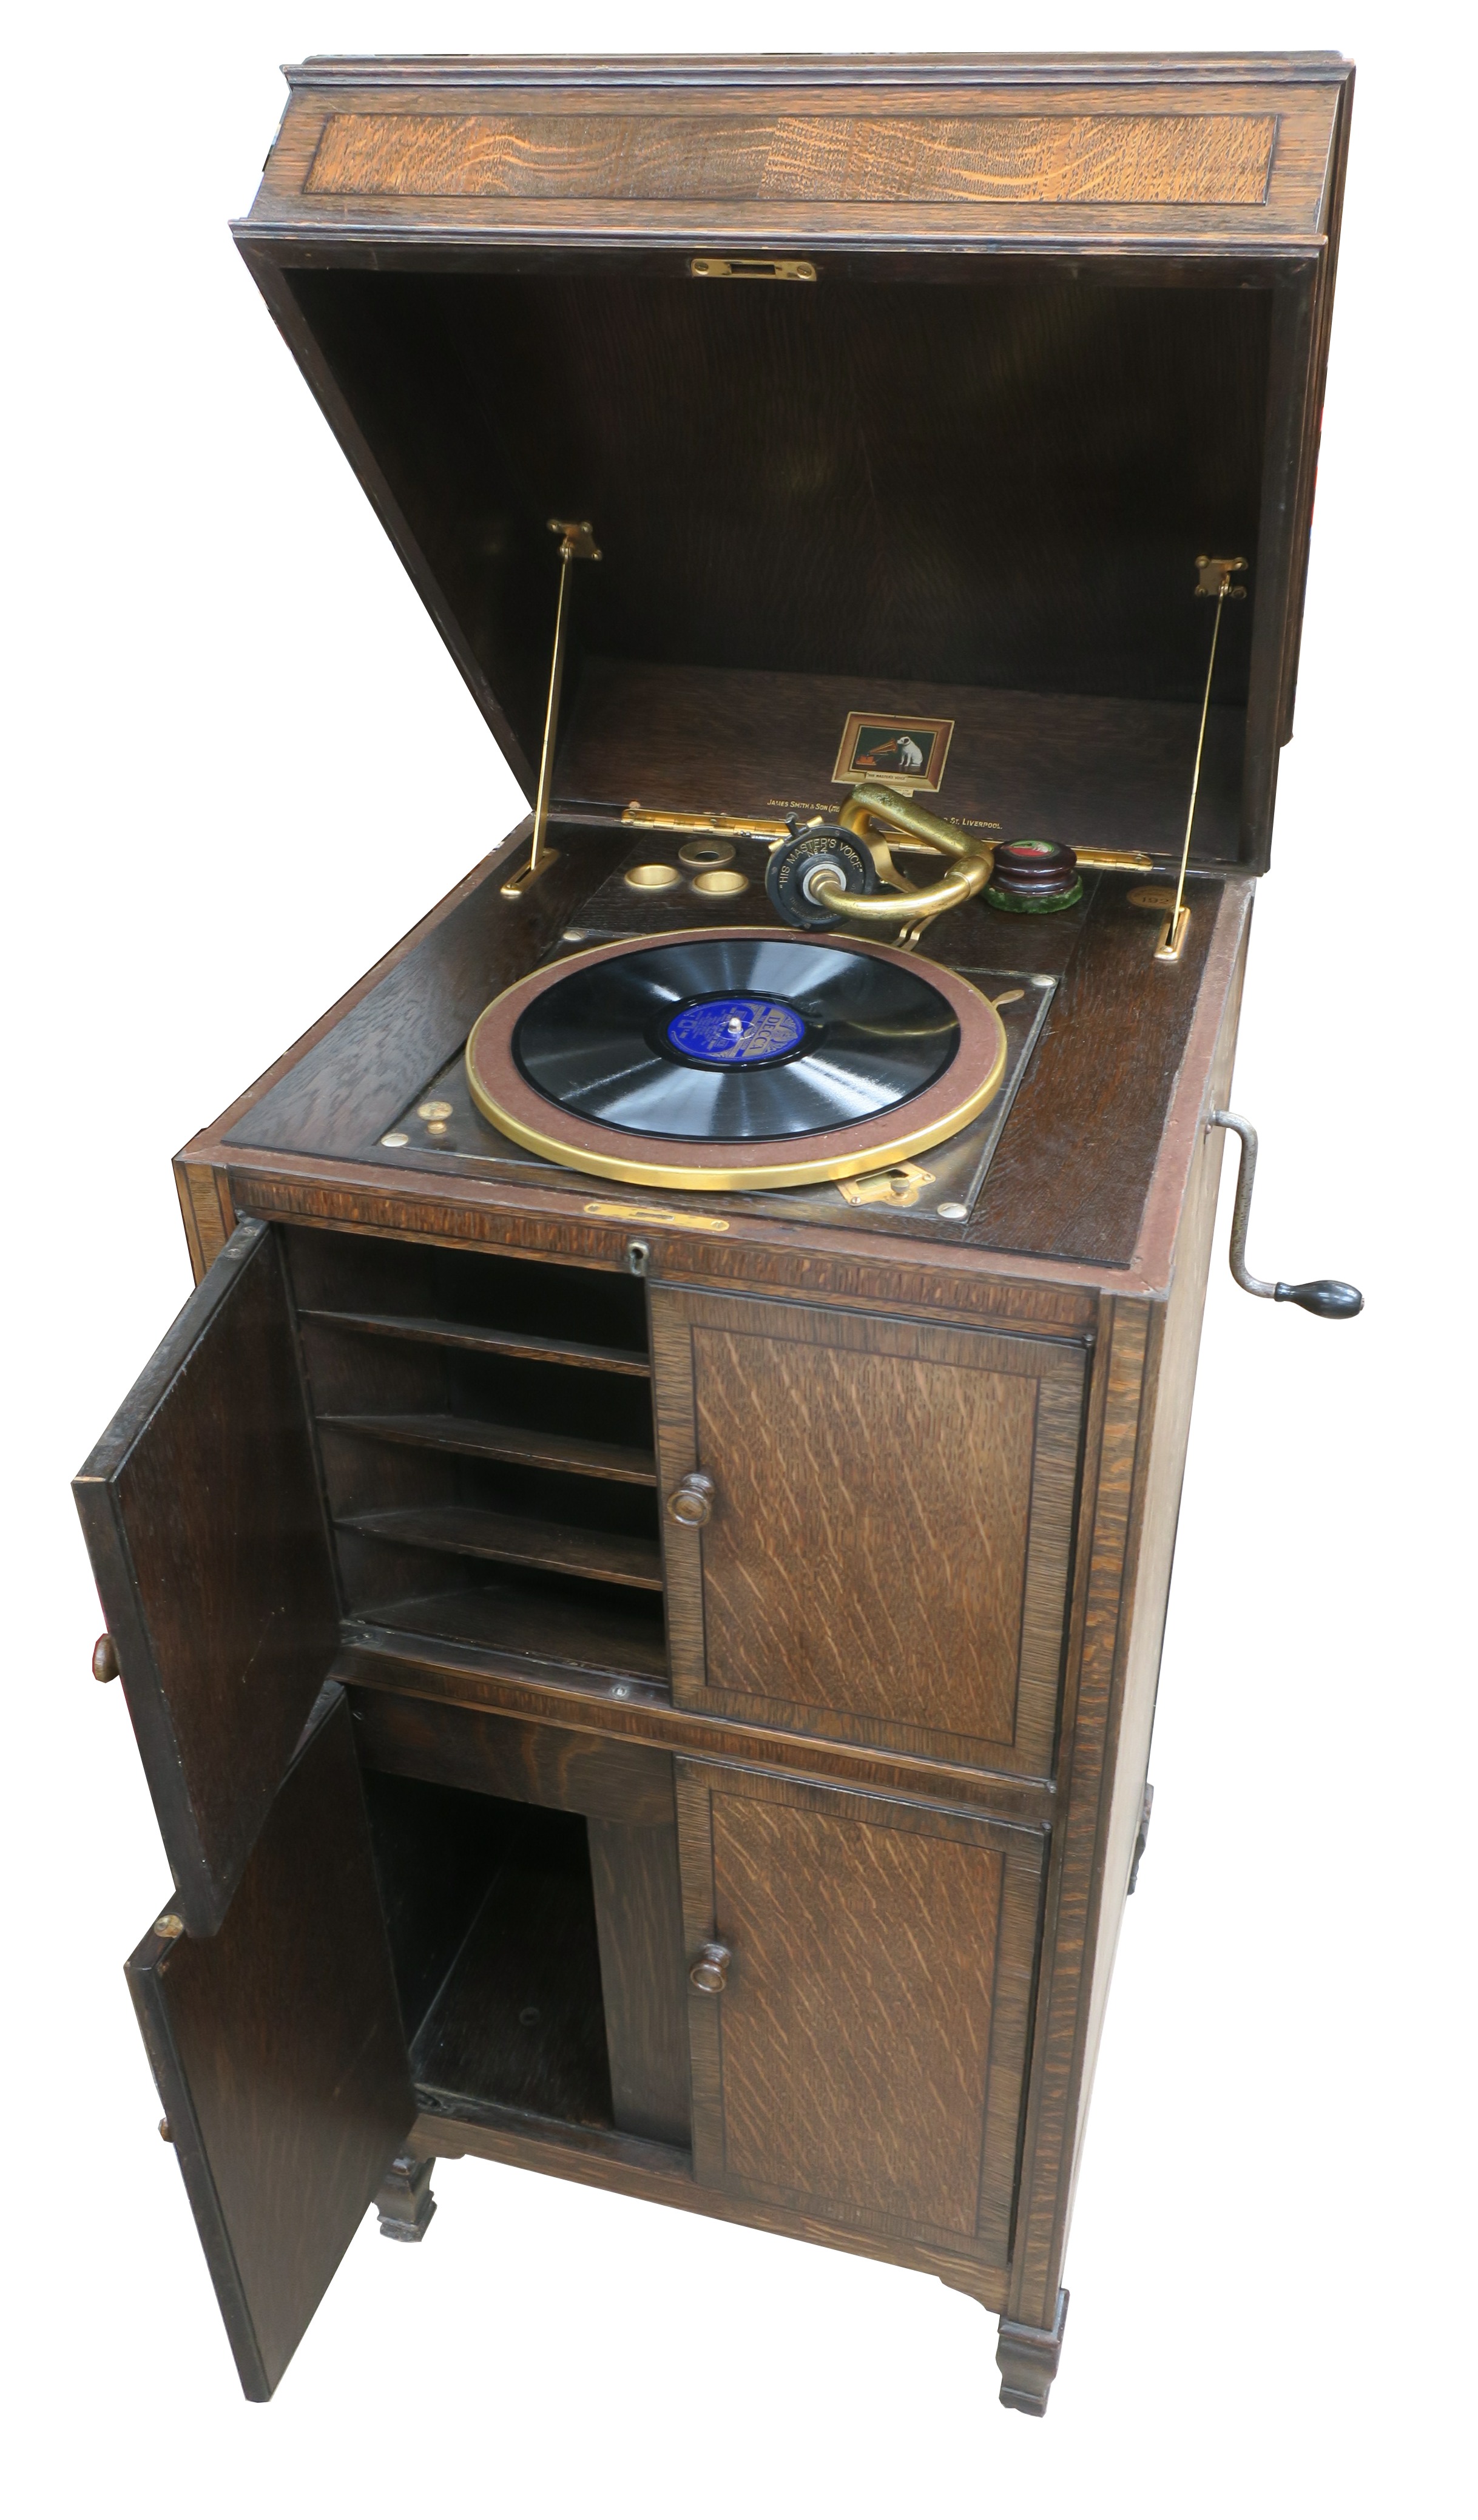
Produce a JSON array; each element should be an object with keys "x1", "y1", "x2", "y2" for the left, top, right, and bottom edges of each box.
[
  {"x1": 761, "y1": 786, "x2": 1151, "y2": 946},
  {"x1": 621, "y1": 794, "x2": 1152, "y2": 947}
]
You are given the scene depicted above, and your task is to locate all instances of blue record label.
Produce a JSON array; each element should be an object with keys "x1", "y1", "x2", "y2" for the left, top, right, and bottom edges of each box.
[{"x1": 666, "y1": 996, "x2": 806, "y2": 1064}]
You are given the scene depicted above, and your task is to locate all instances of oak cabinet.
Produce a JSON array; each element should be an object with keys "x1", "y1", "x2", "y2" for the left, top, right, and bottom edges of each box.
[
  {"x1": 79, "y1": 1211, "x2": 1074, "y2": 2392},
  {"x1": 76, "y1": 39, "x2": 1354, "y2": 2417}
]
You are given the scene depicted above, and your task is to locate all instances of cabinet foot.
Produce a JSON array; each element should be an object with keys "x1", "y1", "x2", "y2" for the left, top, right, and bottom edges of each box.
[
  {"x1": 996, "y1": 2289, "x2": 1069, "y2": 2416},
  {"x1": 374, "y1": 2152, "x2": 437, "y2": 2243}
]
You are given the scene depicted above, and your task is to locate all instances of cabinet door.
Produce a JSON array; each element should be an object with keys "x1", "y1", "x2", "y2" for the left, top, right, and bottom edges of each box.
[
  {"x1": 652, "y1": 1287, "x2": 1085, "y2": 1774},
  {"x1": 75, "y1": 1219, "x2": 339, "y2": 1933},
  {"x1": 129, "y1": 1691, "x2": 414, "y2": 2400},
  {"x1": 676, "y1": 1762, "x2": 1044, "y2": 2263}
]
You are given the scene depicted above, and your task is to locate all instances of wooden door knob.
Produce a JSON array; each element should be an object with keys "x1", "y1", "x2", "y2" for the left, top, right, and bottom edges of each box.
[
  {"x1": 667, "y1": 1471, "x2": 715, "y2": 1527},
  {"x1": 92, "y1": 1633, "x2": 119, "y2": 1684},
  {"x1": 690, "y1": 1941, "x2": 731, "y2": 1995}
]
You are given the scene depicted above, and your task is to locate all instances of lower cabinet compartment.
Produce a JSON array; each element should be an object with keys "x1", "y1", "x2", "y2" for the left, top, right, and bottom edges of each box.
[
  {"x1": 360, "y1": 1766, "x2": 691, "y2": 2149},
  {"x1": 676, "y1": 1758, "x2": 1047, "y2": 2262},
  {"x1": 417, "y1": 1804, "x2": 614, "y2": 2127}
]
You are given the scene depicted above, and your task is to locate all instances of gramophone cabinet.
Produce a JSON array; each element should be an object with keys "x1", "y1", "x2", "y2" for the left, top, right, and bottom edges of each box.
[{"x1": 75, "y1": 51, "x2": 1355, "y2": 2412}]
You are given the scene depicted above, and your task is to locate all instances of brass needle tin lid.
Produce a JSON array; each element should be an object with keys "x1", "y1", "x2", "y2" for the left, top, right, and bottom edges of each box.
[{"x1": 623, "y1": 860, "x2": 683, "y2": 891}]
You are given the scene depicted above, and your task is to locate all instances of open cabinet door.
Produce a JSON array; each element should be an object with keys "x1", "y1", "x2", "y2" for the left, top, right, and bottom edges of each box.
[
  {"x1": 75, "y1": 1218, "x2": 339, "y2": 1933},
  {"x1": 129, "y1": 1689, "x2": 414, "y2": 2400}
]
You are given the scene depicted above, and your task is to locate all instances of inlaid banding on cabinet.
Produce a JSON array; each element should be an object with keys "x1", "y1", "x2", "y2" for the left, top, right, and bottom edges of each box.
[{"x1": 305, "y1": 112, "x2": 1278, "y2": 208}]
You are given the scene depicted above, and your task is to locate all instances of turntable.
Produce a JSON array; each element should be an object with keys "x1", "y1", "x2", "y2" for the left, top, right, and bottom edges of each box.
[
  {"x1": 466, "y1": 930, "x2": 1008, "y2": 1191},
  {"x1": 76, "y1": 48, "x2": 1363, "y2": 2426}
]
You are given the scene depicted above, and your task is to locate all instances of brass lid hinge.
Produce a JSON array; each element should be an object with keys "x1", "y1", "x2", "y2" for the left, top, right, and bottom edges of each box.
[
  {"x1": 689, "y1": 256, "x2": 816, "y2": 283},
  {"x1": 1195, "y1": 554, "x2": 1249, "y2": 600}
]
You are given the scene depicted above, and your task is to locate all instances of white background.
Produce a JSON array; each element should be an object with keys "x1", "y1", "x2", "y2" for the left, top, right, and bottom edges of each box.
[{"x1": 3, "y1": 5, "x2": 1470, "y2": 2513}]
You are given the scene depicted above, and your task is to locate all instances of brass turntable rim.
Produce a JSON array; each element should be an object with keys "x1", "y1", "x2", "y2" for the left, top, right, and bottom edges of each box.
[{"x1": 464, "y1": 928, "x2": 1008, "y2": 1192}]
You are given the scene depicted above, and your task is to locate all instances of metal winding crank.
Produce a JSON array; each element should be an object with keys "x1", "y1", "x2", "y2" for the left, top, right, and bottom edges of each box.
[{"x1": 1207, "y1": 1112, "x2": 1363, "y2": 1318}]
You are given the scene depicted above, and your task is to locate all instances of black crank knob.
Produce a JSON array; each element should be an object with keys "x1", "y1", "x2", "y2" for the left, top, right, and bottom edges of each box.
[{"x1": 1274, "y1": 1279, "x2": 1365, "y2": 1319}]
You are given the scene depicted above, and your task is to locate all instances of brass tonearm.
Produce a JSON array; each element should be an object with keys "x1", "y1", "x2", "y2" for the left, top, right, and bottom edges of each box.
[
  {"x1": 626, "y1": 790, "x2": 1152, "y2": 945},
  {"x1": 761, "y1": 788, "x2": 1152, "y2": 945}
]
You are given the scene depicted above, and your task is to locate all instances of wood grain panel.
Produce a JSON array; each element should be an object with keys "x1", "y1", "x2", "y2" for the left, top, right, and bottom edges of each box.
[
  {"x1": 414, "y1": 2101, "x2": 1009, "y2": 2309},
  {"x1": 249, "y1": 63, "x2": 1346, "y2": 251},
  {"x1": 715, "y1": 1796, "x2": 1001, "y2": 2231},
  {"x1": 339, "y1": 1637, "x2": 1056, "y2": 1826},
  {"x1": 1064, "y1": 919, "x2": 1246, "y2": 2217},
  {"x1": 127, "y1": 1692, "x2": 413, "y2": 2400},
  {"x1": 74, "y1": 1221, "x2": 339, "y2": 1936},
  {"x1": 653, "y1": 1287, "x2": 1085, "y2": 1774},
  {"x1": 589, "y1": 1816, "x2": 692, "y2": 2146},
  {"x1": 174, "y1": 1160, "x2": 236, "y2": 1283},
  {"x1": 1007, "y1": 1297, "x2": 1149, "y2": 2329},
  {"x1": 695, "y1": 1329, "x2": 1034, "y2": 1741},
  {"x1": 558, "y1": 662, "x2": 1246, "y2": 868},
  {"x1": 227, "y1": 1166, "x2": 1100, "y2": 1319},
  {"x1": 973, "y1": 871, "x2": 1220, "y2": 1266},
  {"x1": 349, "y1": 1688, "x2": 674, "y2": 1823},
  {"x1": 676, "y1": 1762, "x2": 1045, "y2": 2256},
  {"x1": 306, "y1": 111, "x2": 1276, "y2": 206}
]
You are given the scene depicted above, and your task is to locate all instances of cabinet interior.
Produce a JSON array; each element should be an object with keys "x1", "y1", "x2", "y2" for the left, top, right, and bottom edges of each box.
[
  {"x1": 361, "y1": 1770, "x2": 615, "y2": 2129},
  {"x1": 283, "y1": 1226, "x2": 667, "y2": 1684}
]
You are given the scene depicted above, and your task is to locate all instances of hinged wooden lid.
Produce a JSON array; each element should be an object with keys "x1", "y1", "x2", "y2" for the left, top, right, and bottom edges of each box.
[{"x1": 236, "y1": 54, "x2": 1354, "y2": 872}]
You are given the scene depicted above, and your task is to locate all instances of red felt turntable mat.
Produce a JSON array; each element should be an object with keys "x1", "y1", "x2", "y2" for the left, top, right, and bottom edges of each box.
[{"x1": 464, "y1": 928, "x2": 1008, "y2": 1192}]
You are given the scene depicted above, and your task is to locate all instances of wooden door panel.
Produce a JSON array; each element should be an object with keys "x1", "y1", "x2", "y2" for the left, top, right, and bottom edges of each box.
[
  {"x1": 677, "y1": 1762, "x2": 1044, "y2": 2261},
  {"x1": 128, "y1": 1691, "x2": 414, "y2": 2400},
  {"x1": 653, "y1": 1287, "x2": 1085, "y2": 1774},
  {"x1": 75, "y1": 1219, "x2": 339, "y2": 1934},
  {"x1": 695, "y1": 1331, "x2": 1036, "y2": 1740}
]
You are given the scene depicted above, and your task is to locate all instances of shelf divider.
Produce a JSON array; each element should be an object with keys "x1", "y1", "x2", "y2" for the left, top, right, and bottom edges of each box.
[{"x1": 340, "y1": 1503, "x2": 664, "y2": 1592}]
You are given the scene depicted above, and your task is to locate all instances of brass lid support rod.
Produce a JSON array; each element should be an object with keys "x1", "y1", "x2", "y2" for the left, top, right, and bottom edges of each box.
[
  {"x1": 501, "y1": 518, "x2": 600, "y2": 899},
  {"x1": 1155, "y1": 555, "x2": 1247, "y2": 962}
]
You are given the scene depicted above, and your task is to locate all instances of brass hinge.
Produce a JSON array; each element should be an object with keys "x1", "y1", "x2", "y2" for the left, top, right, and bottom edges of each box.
[
  {"x1": 690, "y1": 256, "x2": 817, "y2": 283},
  {"x1": 836, "y1": 1161, "x2": 937, "y2": 1210}
]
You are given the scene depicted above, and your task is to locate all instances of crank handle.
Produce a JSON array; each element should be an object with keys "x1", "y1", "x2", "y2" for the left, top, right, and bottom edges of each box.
[{"x1": 1207, "y1": 1112, "x2": 1363, "y2": 1319}]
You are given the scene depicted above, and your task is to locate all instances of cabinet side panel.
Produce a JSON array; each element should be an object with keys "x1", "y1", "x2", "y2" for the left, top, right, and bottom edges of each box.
[
  {"x1": 1063, "y1": 913, "x2": 1248, "y2": 2217},
  {"x1": 1007, "y1": 1297, "x2": 1150, "y2": 2326}
]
